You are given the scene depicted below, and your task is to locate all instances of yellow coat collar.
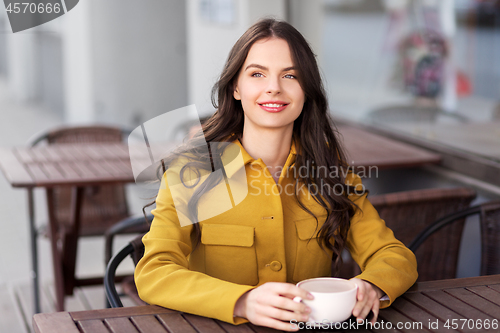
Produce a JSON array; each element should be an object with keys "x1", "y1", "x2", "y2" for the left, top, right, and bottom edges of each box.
[{"x1": 223, "y1": 139, "x2": 297, "y2": 178}]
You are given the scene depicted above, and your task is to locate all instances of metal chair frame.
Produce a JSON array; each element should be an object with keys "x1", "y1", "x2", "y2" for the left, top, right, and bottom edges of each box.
[
  {"x1": 105, "y1": 242, "x2": 135, "y2": 308},
  {"x1": 409, "y1": 201, "x2": 500, "y2": 276},
  {"x1": 105, "y1": 215, "x2": 149, "y2": 308}
]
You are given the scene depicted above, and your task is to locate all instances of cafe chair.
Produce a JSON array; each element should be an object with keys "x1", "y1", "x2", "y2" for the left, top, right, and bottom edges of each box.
[
  {"x1": 103, "y1": 214, "x2": 152, "y2": 307},
  {"x1": 29, "y1": 125, "x2": 139, "y2": 311},
  {"x1": 105, "y1": 233, "x2": 147, "y2": 307},
  {"x1": 339, "y1": 187, "x2": 477, "y2": 281},
  {"x1": 409, "y1": 200, "x2": 500, "y2": 276},
  {"x1": 104, "y1": 214, "x2": 152, "y2": 266}
]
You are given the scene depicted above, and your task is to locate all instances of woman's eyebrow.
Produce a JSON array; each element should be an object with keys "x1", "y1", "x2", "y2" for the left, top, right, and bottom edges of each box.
[
  {"x1": 244, "y1": 64, "x2": 296, "y2": 72},
  {"x1": 245, "y1": 64, "x2": 267, "y2": 71}
]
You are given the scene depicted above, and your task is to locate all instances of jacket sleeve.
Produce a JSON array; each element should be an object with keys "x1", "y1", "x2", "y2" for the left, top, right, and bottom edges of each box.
[
  {"x1": 134, "y1": 172, "x2": 254, "y2": 324},
  {"x1": 345, "y1": 173, "x2": 418, "y2": 308}
]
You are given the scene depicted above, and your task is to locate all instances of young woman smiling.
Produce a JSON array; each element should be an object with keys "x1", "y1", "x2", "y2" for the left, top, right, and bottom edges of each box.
[{"x1": 134, "y1": 18, "x2": 417, "y2": 332}]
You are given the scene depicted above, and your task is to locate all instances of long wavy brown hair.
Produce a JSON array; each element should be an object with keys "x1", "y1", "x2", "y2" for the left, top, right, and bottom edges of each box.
[{"x1": 152, "y1": 18, "x2": 360, "y2": 275}]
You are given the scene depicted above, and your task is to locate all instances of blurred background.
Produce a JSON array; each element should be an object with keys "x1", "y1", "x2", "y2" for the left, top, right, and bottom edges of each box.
[{"x1": 0, "y1": 0, "x2": 499, "y2": 328}]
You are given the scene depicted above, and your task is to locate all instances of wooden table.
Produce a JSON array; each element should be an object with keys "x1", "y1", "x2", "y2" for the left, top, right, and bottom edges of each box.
[
  {"x1": 33, "y1": 274, "x2": 500, "y2": 333},
  {"x1": 0, "y1": 130, "x2": 439, "y2": 314},
  {"x1": 0, "y1": 143, "x2": 136, "y2": 314},
  {"x1": 337, "y1": 124, "x2": 441, "y2": 170}
]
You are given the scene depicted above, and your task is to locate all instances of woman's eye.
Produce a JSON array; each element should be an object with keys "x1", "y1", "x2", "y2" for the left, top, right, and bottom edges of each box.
[
  {"x1": 251, "y1": 72, "x2": 264, "y2": 78},
  {"x1": 284, "y1": 74, "x2": 296, "y2": 79}
]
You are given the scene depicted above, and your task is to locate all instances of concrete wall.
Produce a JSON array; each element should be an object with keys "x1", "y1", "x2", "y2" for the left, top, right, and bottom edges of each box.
[
  {"x1": 5, "y1": 31, "x2": 38, "y2": 102},
  {"x1": 87, "y1": 0, "x2": 188, "y2": 127},
  {"x1": 36, "y1": 32, "x2": 65, "y2": 118},
  {"x1": 0, "y1": 12, "x2": 7, "y2": 76},
  {"x1": 288, "y1": 0, "x2": 324, "y2": 65},
  {"x1": 60, "y1": 0, "x2": 188, "y2": 126},
  {"x1": 61, "y1": 0, "x2": 94, "y2": 123}
]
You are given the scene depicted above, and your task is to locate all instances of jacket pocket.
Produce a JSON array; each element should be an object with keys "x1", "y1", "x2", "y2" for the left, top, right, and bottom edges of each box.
[
  {"x1": 202, "y1": 224, "x2": 258, "y2": 286},
  {"x1": 292, "y1": 216, "x2": 332, "y2": 282}
]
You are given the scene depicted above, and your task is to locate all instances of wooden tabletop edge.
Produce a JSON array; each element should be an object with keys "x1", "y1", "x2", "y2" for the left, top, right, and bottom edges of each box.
[
  {"x1": 407, "y1": 274, "x2": 500, "y2": 292},
  {"x1": 70, "y1": 305, "x2": 175, "y2": 321}
]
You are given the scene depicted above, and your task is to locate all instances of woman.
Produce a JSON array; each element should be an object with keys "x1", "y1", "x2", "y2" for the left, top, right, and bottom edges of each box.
[{"x1": 135, "y1": 18, "x2": 417, "y2": 331}]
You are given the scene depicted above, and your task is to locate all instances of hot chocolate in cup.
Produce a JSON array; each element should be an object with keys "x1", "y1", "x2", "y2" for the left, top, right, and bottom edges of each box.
[{"x1": 294, "y1": 277, "x2": 358, "y2": 324}]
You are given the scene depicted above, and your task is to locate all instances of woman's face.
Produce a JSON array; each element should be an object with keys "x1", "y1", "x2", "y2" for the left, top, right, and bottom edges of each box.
[{"x1": 233, "y1": 37, "x2": 305, "y2": 134}]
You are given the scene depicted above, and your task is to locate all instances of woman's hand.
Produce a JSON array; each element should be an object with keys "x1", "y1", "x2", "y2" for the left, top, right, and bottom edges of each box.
[
  {"x1": 350, "y1": 278, "x2": 384, "y2": 324},
  {"x1": 234, "y1": 282, "x2": 313, "y2": 331}
]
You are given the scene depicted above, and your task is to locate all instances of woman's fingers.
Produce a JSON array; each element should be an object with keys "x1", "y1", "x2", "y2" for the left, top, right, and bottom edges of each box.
[
  {"x1": 350, "y1": 278, "x2": 381, "y2": 323},
  {"x1": 259, "y1": 304, "x2": 309, "y2": 323},
  {"x1": 259, "y1": 282, "x2": 313, "y2": 314},
  {"x1": 357, "y1": 287, "x2": 377, "y2": 321},
  {"x1": 271, "y1": 282, "x2": 314, "y2": 301},
  {"x1": 370, "y1": 295, "x2": 380, "y2": 324},
  {"x1": 351, "y1": 278, "x2": 367, "y2": 318},
  {"x1": 239, "y1": 282, "x2": 313, "y2": 330},
  {"x1": 271, "y1": 294, "x2": 310, "y2": 314}
]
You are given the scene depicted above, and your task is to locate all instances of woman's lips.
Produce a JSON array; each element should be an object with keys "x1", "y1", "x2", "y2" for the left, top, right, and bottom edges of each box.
[{"x1": 258, "y1": 103, "x2": 289, "y2": 112}]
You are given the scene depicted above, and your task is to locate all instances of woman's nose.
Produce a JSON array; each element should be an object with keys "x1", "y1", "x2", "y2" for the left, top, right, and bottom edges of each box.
[{"x1": 266, "y1": 76, "x2": 281, "y2": 94}]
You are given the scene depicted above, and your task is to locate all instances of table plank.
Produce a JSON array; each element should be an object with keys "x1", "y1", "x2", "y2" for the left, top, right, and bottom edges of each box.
[
  {"x1": 0, "y1": 148, "x2": 33, "y2": 186},
  {"x1": 50, "y1": 146, "x2": 73, "y2": 161},
  {"x1": 107, "y1": 160, "x2": 133, "y2": 177},
  {"x1": 70, "y1": 305, "x2": 174, "y2": 321},
  {"x1": 404, "y1": 293, "x2": 475, "y2": 331},
  {"x1": 78, "y1": 319, "x2": 110, "y2": 333},
  {"x1": 60, "y1": 145, "x2": 90, "y2": 161},
  {"x1": 29, "y1": 147, "x2": 49, "y2": 163},
  {"x1": 43, "y1": 145, "x2": 70, "y2": 162},
  {"x1": 105, "y1": 317, "x2": 139, "y2": 333},
  {"x1": 487, "y1": 284, "x2": 500, "y2": 293},
  {"x1": 71, "y1": 161, "x2": 99, "y2": 179},
  {"x1": 248, "y1": 323, "x2": 283, "y2": 333},
  {"x1": 58, "y1": 162, "x2": 81, "y2": 179},
  {"x1": 88, "y1": 160, "x2": 114, "y2": 178},
  {"x1": 14, "y1": 147, "x2": 35, "y2": 163},
  {"x1": 131, "y1": 315, "x2": 167, "y2": 333},
  {"x1": 218, "y1": 321, "x2": 256, "y2": 333},
  {"x1": 378, "y1": 307, "x2": 426, "y2": 333},
  {"x1": 26, "y1": 163, "x2": 49, "y2": 182},
  {"x1": 423, "y1": 290, "x2": 495, "y2": 321},
  {"x1": 446, "y1": 287, "x2": 500, "y2": 318},
  {"x1": 466, "y1": 285, "x2": 500, "y2": 307},
  {"x1": 393, "y1": 297, "x2": 459, "y2": 333},
  {"x1": 41, "y1": 162, "x2": 66, "y2": 181},
  {"x1": 33, "y1": 312, "x2": 80, "y2": 333},
  {"x1": 97, "y1": 158, "x2": 123, "y2": 176},
  {"x1": 157, "y1": 313, "x2": 197, "y2": 333},
  {"x1": 183, "y1": 313, "x2": 227, "y2": 333},
  {"x1": 100, "y1": 144, "x2": 128, "y2": 159}
]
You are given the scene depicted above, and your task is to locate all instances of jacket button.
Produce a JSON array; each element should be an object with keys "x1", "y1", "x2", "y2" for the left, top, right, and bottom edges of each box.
[{"x1": 269, "y1": 261, "x2": 282, "y2": 272}]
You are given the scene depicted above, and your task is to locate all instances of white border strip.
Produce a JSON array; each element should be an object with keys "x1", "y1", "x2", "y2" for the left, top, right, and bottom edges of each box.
[{"x1": 60, "y1": 0, "x2": 68, "y2": 13}]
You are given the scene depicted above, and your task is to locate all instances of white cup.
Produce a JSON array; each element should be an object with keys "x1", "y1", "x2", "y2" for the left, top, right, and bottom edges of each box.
[{"x1": 294, "y1": 277, "x2": 358, "y2": 324}]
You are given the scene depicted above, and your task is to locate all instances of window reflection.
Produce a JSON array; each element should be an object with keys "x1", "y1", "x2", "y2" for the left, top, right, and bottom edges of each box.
[{"x1": 323, "y1": 0, "x2": 500, "y2": 164}]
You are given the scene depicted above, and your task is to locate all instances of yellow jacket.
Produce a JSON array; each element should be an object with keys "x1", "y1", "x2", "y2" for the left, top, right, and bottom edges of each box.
[{"x1": 134, "y1": 141, "x2": 418, "y2": 324}]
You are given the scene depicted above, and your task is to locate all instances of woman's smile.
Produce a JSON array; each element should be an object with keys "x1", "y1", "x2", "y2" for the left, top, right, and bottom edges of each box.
[{"x1": 258, "y1": 100, "x2": 289, "y2": 112}]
